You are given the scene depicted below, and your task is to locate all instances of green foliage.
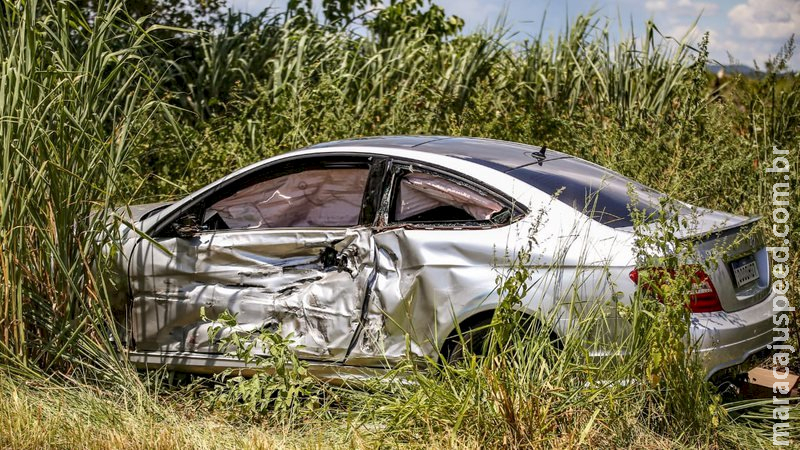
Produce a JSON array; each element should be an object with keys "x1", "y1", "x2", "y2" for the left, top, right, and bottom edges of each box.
[
  {"x1": 624, "y1": 199, "x2": 722, "y2": 434},
  {"x1": 742, "y1": 35, "x2": 799, "y2": 149},
  {"x1": 0, "y1": 0, "x2": 160, "y2": 377},
  {"x1": 1, "y1": 0, "x2": 798, "y2": 447},
  {"x1": 200, "y1": 308, "x2": 325, "y2": 423},
  {"x1": 367, "y1": 0, "x2": 464, "y2": 45},
  {"x1": 288, "y1": 0, "x2": 464, "y2": 41},
  {"x1": 74, "y1": 0, "x2": 226, "y2": 30},
  {"x1": 134, "y1": 8, "x2": 799, "y2": 225}
]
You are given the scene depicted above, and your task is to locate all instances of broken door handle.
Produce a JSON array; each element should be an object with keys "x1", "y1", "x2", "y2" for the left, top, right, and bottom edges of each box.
[
  {"x1": 336, "y1": 246, "x2": 358, "y2": 274},
  {"x1": 320, "y1": 245, "x2": 357, "y2": 274}
]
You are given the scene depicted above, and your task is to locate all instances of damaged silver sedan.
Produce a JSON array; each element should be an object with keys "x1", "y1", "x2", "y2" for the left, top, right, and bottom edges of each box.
[{"x1": 114, "y1": 136, "x2": 776, "y2": 380}]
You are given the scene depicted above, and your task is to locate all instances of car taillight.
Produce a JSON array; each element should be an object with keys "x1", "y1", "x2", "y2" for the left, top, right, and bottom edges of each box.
[{"x1": 629, "y1": 267, "x2": 722, "y2": 313}]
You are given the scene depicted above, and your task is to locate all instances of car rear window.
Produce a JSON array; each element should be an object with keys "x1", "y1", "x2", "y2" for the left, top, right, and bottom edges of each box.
[{"x1": 505, "y1": 157, "x2": 666, "y2": 228}]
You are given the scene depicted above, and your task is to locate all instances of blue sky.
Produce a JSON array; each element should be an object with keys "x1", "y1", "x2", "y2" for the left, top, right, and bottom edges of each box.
[{"x1": 228, "y1": 0, "x2": 800, "y2": 69}]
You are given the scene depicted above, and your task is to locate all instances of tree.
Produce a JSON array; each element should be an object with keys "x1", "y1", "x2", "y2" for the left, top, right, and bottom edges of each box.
[
  {"x1": 367, "y1": 0, "x2": 463, "y2": 44},
  {"x1": 287, "y1": 0, "x2": 463, "y2": 43},
  {"x1": 74, "y1": 0, "x2": 226, "y2": 30}
]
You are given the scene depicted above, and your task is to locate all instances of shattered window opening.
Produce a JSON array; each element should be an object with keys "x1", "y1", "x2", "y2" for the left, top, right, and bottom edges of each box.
[
  {"x1": 205, "y1": 168, "x2": 370, "y2": 230},
  {"x1": 391, "y1": 171, "x2": 504, "y2": 224}
]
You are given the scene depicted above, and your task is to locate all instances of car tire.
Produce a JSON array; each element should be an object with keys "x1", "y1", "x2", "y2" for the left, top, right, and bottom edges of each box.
[
  {"x1": 443, "y1": 314, "x2": 561, "y2": 366},
  {"x1": 444, "y1": 317, "x2": 494, "y2": 365}
]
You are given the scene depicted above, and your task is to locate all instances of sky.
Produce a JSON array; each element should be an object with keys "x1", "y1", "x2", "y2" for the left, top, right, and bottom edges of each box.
[{"x1": 228, "y1": 0, "x2": 800, "y2": 69}]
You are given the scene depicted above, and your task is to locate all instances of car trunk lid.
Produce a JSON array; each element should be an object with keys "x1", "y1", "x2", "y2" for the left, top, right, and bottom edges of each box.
[{"x1": 680, "y1": 211, "x2": 770, "y2": 313}]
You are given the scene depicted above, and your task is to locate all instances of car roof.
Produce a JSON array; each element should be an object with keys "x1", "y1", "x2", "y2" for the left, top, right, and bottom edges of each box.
[{"x1": 307, "y1": 136, "x2": 570, "y2": 173}]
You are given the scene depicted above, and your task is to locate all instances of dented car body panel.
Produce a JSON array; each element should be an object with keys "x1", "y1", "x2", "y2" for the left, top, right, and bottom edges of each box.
[
  {"x1": 129, "y1": 228, "x2": 374, "y2": 361},
  {"x1": 117, "y1": 136, "x2": 776, "y2": 380}
]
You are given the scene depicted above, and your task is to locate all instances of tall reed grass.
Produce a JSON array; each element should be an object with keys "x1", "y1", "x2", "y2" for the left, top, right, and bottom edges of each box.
[
  {"x1": 0, "y1": 0, "x2": 797, "y2": 447},
  {"x1": 0, "y1": 0, "x2": 157, "y2": 379},
  {"x1": 173, "y1": 9, "x2": 701, "y2": 123}
]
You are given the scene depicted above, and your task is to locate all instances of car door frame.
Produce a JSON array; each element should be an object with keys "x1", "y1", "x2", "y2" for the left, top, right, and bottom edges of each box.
[
  {"x1": 375, "y1": 158, "x2": 527, "y2": 229},
  {"x1": 342, "y1": 157, "x2": 529, "y2": 367},
  {"x1": 126, "y1": 152, "x2": 390, "y2": 364}
]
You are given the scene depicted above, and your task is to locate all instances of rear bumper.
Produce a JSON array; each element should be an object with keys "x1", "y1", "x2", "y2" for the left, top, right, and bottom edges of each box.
[{"x1": 692, "y1": 290, "x2": 777, "y2": 379}]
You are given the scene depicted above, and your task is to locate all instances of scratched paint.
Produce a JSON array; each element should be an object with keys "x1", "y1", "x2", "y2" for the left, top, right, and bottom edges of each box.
[{"x1": 128, "y1": 228, "x2": 374, "y2": 362}]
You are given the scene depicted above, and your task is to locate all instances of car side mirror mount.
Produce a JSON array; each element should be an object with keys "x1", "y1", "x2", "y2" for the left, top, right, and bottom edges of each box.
[{"x1": 172, "y1": 213, "x2": 202, "y2": 238}]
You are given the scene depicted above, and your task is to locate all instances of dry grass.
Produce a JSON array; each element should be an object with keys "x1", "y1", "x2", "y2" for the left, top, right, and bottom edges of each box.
[
  {"x1": 0, "y1": 1, "x2": 797, "y2": 449},
  {"x1": 0, "y1": 372, "x2": 774, "y2": 450},
  {"x1": 0, "y1": 373, "x2": 495, "y2": 450},
  {"x1": 0, "y1": 376, "x2": 331, "y2": 450}
]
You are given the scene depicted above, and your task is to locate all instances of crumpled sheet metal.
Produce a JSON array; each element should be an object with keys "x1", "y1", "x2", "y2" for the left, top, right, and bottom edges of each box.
[
  {"x1": 130, "y1": 228, "x2": 373, "y2": 362},
  {"x1": 346, "y1": 206, "x2": 636, "y2": 366},
  {"x1": 345, "y1": 226, "x2": 507, "y2": 366},
  {"x1": 128, "y1": 189, "x2": 637, "y2": 369}
]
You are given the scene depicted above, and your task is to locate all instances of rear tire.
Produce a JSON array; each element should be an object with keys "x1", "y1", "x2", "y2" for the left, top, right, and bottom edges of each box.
[
  {"x1": 443, "y1": 314, "x2": 561, "y2": 365},
  {"x1": 443, "y1": 317, "x2": 494, "y2": 365}
]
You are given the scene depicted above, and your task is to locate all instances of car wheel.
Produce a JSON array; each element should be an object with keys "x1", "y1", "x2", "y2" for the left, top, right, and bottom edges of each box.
[
  {"x1": 444, "y1": 317, "x2": 494, "y2": 365},
  {"x1": 444, "y1": 315, "x2": 561, "y2": 366}
]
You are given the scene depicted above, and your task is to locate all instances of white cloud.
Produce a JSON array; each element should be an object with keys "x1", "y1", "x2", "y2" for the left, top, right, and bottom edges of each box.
[
  {"x1": 705, "y1": 28, "x2": 799, "y2": 69},
  {"x1": 664, "y1": 22, "x2": 703, "y2": 40},
  {"x1": 728, "y1": 0, "x2": 800, "y2": 39},
  {"x1": 644, "y1": 0, "x2": 720, "y2": 42},
  {"x1": 645, "y1": 0, "x2": 719, "y2": 14},
  {"x1": 644, "y1": 0, "x2": 668, "y2": 11}
]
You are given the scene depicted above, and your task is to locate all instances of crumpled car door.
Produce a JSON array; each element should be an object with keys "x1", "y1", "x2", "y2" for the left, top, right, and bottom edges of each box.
[{"x1": 128, "y1": 227, "x2": 373, "y2": 362}]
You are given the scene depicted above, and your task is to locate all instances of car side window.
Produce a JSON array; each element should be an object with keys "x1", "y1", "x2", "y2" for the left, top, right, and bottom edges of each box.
[
  {"x1": 203, "y1": 167, "x2": 370, "y2": 230},
  {"x1": 389, "y1": 170, "x2": 504, "y2": 224}
]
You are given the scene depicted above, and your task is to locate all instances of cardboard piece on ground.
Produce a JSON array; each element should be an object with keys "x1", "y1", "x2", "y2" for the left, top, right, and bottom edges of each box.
[{"x1": 742, "y1": 367, "x2": 799, "y2": 398}]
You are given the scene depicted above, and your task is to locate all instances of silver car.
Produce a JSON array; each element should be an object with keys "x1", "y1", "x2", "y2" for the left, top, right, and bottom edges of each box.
[{"x1": 115, "y1": 136, "x2": 775, "y2": 380}]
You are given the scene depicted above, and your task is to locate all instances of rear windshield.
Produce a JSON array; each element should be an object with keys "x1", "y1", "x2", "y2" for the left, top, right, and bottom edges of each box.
[{"x1": 506, "y1": 157, "x2": 666, "y2": 228}]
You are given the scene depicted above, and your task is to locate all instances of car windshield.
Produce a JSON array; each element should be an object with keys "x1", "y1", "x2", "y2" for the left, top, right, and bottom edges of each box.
[{"x1": 506, "y1": 157, "x2": 671, "y2": 228}]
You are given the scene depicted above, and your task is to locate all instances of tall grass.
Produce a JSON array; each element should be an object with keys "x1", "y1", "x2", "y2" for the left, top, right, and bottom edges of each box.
[
  {"x1": 0, "y1": 372, "x2": 358, "y2": 450},
  {"x1": 0, "y1": 0, "x2": 797, "y2": 448},
  {"x1": 0, "y1": 0, "x2": 156, "y2": 378},
  {"x1": 168, "y1": 10, "x2": 700, "y2": 125},
  {"x1": 332, "y1": 210, "x2": 785, "y2": 448},
  {"x1": 135, "y1": 9, "x2": 795, "y2": 207}
]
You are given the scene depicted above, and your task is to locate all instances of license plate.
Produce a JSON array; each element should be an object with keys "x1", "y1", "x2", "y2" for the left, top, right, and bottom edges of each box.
[{"x1": 731, "y1": 255, "x2": 759, "y2": 288}]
